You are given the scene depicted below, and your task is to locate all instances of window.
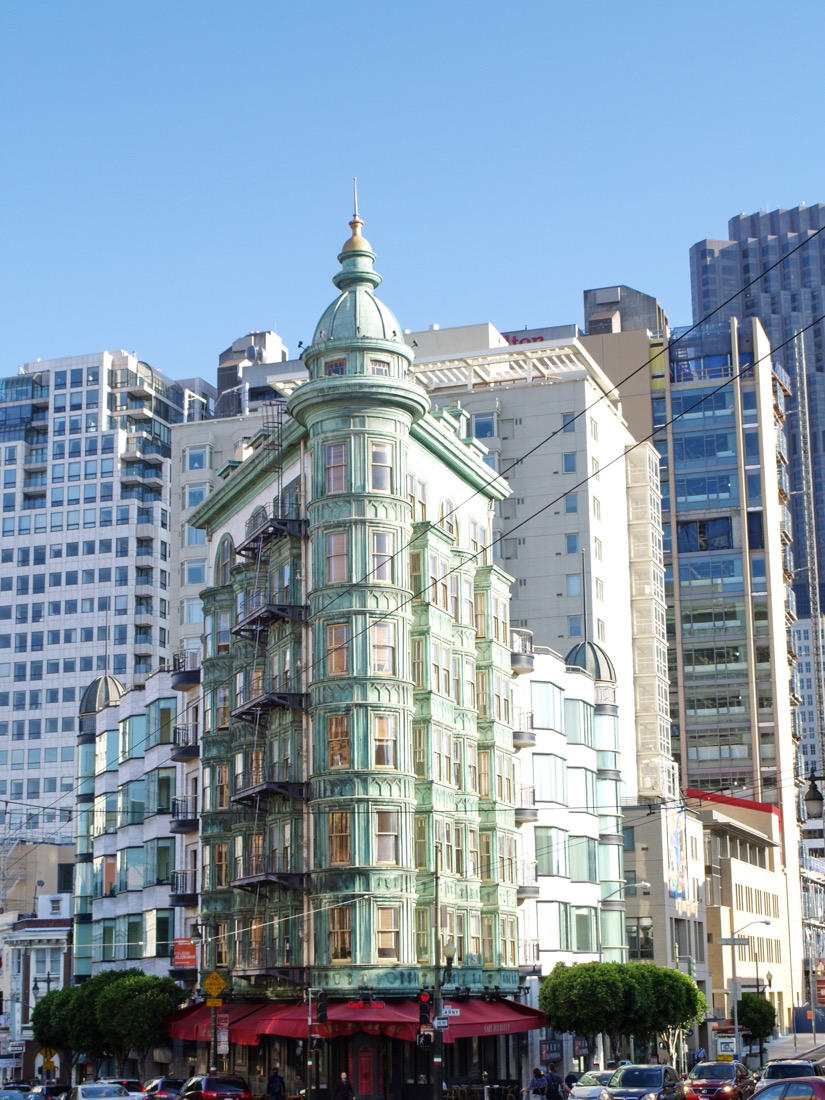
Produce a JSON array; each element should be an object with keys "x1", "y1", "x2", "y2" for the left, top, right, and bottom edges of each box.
[
  {"x1": 185, "y1": 445, "x2": 209, "y2": 471},
  {"x1": 562, "y1": 412, "x2": 575, "y2": 432},
  {"x1": 377, "y1": 905, "x2": 400, "y2": 959},
  {"x1": 565, "y1": 494, "x2": 578, "y2": 514},
  {"x1": 374, "y1": 714, "x2": 396, "y2": 767},
  {"x1": 372, "y1": 531, "x2": 393, "y2": 581},
  {"x1": 325, "y1": 442, "x2": 347, "y2": 493},
  {"x1": 376, "y1": 810, "x2": 398, "y2": 862},
  {"x1": 566, "y1": 533, "x2": 579, "y2": 554},
  {"x1": 329, "y1": 905, "x2": 352, "y2": 960},
  {"x1": 325, "y1": 359, "x2": 346, "y2": 376},
  {"x1": 473, "y1": 412, "x2": 496, "y2": 439},
  {"x1": 562, "y1": 453, "x2": 576, "y2": 473},
  {"x1": 213, "y1": 842, "x2": 228, "y2": 888},
  {"x1": 536, "y1": 827, "x2": 568, "y2": 877},
  {"x1": 184, "y1": 483, "x2": 208, "y2": 509},
  {"x1": 594, "y1": 537, "x2": 602, "y2": 560},
  {"x1": 566, "y1": 575, "x2": 581, "y2": 597},
  {"x1": 326, "y1": 623, "x2": 349, "y2": 675},
  {"x1": 372, "y1": 621, "x2": 395, "y2": 674},
  {"x1": 370, "y1": 359, "x2": 389, "y2": 376},
  {"x1": 216, "y1": 537, "x2": 233, "y2": 585},
  {"x1": 330, "y1": 812, "x2": 351, "y2": 863},
  {"x1": 328, "y1": 715, "x2": 350, "y2": 768},
  {"x1": 370, "y1": 441, "x2": 392, "y2": 492},
  {"x1": 326, "y1": 531, "x2": 348, "y2": 583},
  {"x1": 593, "y1": 497, "x2": 601, "y2": 520}
]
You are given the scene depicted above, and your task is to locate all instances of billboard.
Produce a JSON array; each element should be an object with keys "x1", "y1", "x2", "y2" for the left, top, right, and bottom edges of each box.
[{"x1": 666, "y1": 808, "x2": 688, "y2": 899}]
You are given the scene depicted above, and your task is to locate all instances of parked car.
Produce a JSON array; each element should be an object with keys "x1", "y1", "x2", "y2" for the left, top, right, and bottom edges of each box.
[
  {"x1": 66, "y1": 1087, "x2": 130, "y2": 1100},
  {"x1": 30, "y1": 1087, "x2": 69, "y2": 1099},
  {"x1": 749, "y1": 1081, "x2": 825, "y2": 1100},
  {"x1": 685, "y1": 1062, "x2": 755, "y2": 1100},
  {"x1": 754, "y1": 1064, "x2": 825, "y2": 1094},
  {"x1": 144, "y1": 1081, "x2": 185, "y2": 1100},
  {"x1": 96, "y1": 1083, "x2": 144, "y2": 1100},
  {"x1": 178, "y1": 1077, "x2": 252, "y2": 1100},
  {"x1": 604, "y1": 1065, "x2": 684, "y2": 1100},
  {"x1": 572, "y1": 1072, "x2": 615, "y2": 1099}
]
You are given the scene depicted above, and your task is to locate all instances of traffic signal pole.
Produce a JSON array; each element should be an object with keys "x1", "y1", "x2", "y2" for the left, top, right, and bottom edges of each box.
[{"x1": 433, "y1": 843, "x2": 443, "y2": 1100}]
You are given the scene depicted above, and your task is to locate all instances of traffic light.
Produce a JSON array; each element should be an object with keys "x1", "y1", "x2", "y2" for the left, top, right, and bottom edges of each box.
[
  {"x1": 418, "y1": 989, "x2": 432, "y2": 1025},
  {"x1": 317, "y1": 989, "x2": 329, "y2": 1023},
  {"x1": 417, "y1": 1030, "x2": 434, "y2": 1048}
]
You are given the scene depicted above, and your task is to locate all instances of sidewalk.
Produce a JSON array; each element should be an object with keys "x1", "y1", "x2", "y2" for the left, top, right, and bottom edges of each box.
[{"x1": 761, "y1": 1034, "x2": 825, "y2": 1061}]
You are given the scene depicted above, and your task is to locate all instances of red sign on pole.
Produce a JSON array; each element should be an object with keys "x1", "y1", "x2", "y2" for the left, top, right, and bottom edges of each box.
[{"x1": 173, "y1": 938, "x2": 198, "y2": 968}]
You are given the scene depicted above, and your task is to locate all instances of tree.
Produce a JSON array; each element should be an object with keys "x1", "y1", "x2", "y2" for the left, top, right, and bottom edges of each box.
[
  {"x1": 96, "y1": 975, "x2": 184, "y2": 1076},
  {"x1": 66, "y1": 969, "x2": 145, "y2": 1076},
  {"x1": 737, "y1": 993, "x2": 776, "y2": 1058},
  {"x1": 539, "y1": 962, "x2": 640, "y2": 1063},
  {"x1": 627, "y1": 965, "x2": 707, "y2": 1067},
  {"x1": 31, "y1": 985, "x2": 80, "y2": 1079}
]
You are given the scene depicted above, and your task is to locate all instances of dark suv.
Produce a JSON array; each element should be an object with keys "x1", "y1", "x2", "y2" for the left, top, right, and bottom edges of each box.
[
  {"x1": 179, "y1": 1079, "x2": 251, "y2": 1100},
  {"x1": 606, "y1": 1065, "x2": 684, "y2": 1100}
]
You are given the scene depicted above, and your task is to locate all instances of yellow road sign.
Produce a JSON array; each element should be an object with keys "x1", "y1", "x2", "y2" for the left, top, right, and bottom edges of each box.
[
  {"x1": 203, "y1": 971, "x2": 227, "y2": 998},
  {"x1": 205, "y1": 997, "x2": 223, "y2": 1007}
]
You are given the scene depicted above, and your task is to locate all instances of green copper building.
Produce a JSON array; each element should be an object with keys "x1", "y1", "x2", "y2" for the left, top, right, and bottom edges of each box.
[{"x1": 184, "y1": 213, "x2": 543, "y2": 1094}]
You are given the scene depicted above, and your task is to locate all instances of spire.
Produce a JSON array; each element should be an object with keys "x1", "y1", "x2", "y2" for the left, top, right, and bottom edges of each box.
[{"x1": 333, "y1": 189, "x2": 381, "y2": 292}]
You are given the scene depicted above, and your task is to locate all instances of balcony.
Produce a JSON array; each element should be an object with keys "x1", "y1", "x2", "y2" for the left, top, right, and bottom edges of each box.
[
  {"x1": 232, "y1": 588, "x2": 309, "y2": 638},
  {"x1": 171, "y1": 648, "x2": 201, "y2": 691},
  {"x1": 511, "y1": 628, "x2": 535, "y2": 676},
  {"x1": 170, "y1": 868, "x2": 197, "y2": 906},
  {"x1": 235, "y1": 503, "x2": 308, "y2": 557},
  {"x1": 512, "y1": 708, "x2": 536, "y2": 750},
  {"x1": 230, "y1": 853, "x2": 309, "y2": 893},
  {"x1": 22, "y1": 447, "x2": 48, "y2": 468},
  {"x1": 231, "y1": 762, "x2": 307, "y2": 804},
  {"x1": 171, "y1": 723, "x2": 199, "y2": 761},
  {"x1": 514, "y1": 784, "x2": 538, "y2": 825},
  {"x1": 516, "y1": 860, "x2": 540, "y2": 901},
  {"x1": 170, "y1": 795, "x2": 198, "y2": 833},
  {"x1": 231, "y1": 675, "x2": 308, "y2": 721},
  {"x1": 232, "y1": 944, "x2": 304, "y2": 985}
]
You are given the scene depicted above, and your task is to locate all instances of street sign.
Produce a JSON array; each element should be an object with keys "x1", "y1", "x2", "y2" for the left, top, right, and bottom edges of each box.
[
  {"x1": 217, "y1": 1013, "x2": 230, "y2": 1027},
  {"x1": 717, "y1": 937, "x2": 750, "y2": 947},
  {"x1": 206, "y1": 997, "x2": 223, "y2": 1007},
  {"x1": 433, "y1": 1016, "x2": 449, "y2": 1030},
  {"x1": 203, "y1": 971, "x2": 227, "y2": 997},
  {"x1": 443, "y1": 1006, "x2": 460, "y2": 1016}
]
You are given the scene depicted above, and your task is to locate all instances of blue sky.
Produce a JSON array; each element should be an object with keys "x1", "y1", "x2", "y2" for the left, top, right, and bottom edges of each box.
[{"x1": 1, "y1": 0, "x2": 822, "y2": 381}]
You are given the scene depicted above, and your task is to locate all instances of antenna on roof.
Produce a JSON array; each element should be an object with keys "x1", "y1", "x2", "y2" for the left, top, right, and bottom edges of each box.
[{"x1": 353, "y1": 177, "x2": 359, "y2": 219}]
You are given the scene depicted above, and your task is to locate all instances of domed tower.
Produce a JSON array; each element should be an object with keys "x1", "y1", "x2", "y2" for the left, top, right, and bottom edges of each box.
[
  {"x1": 565, "y1": 639, "x2": 627, "y2": 960},
  {"x1": 288, "y1": 208, "x2": 429, "y2": 992}
]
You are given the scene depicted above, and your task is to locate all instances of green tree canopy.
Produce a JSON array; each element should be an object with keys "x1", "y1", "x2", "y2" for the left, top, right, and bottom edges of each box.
[
  {"x1": 96, "y1": 975, "x2": 184, "y2": 1075},
  {"x1": 737, "y1": 993, "x2": 776, "y2": 1050},
  {"x1": 31, "y1": 985, "x2": 79, "y2": 1074}
]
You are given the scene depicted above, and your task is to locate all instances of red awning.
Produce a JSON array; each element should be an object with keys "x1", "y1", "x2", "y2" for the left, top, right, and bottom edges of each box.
[
  {"x1": 167, "y1": 1003, "x2": 263, "y2": 1042},
  {"x1": 227, "y1": 999, "x2": 546, "y2": 1046}
]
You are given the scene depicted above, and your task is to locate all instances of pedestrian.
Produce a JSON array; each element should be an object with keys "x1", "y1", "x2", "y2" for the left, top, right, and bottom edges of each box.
[
  {"x1": 522, "y1": 1069, "x2": 547, "y2": 1097},
  {"x1": 564, "y1": 1072, "x2": 579, "y2": 1095},
  {"x1": 543, "y1": 1063, "x2": 564, "y2": 1100},
  {"x1": 268, "y1": 1065, "x2": 285, "y2": 1100},
  {"x1": 332, "y1": 1071, "x2": 355, "y2": 1100}
]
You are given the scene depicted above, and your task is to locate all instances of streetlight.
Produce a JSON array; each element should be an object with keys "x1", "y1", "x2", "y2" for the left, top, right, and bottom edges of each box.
[
  {"x1": 718, "y1": 920, "x2": 771, "y2": 1061},
  {"x1": 32, "y1": 972, "x2": 56, "y2": 999},
  {"x1": 597, "y1": 883, "x2": 650, "y2": 963},
  {"x1": 802, "y1": 770, "x2": 824, "y2": 1040},
  {"x1": 432, "y1": 842, "x2": 456, "y2": 1100}
]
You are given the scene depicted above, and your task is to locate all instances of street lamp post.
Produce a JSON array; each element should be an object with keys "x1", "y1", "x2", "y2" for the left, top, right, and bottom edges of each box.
[
  {"x1": 804, "y1": 771, "x2": 825, "y2": 1042},
  {"x1": 719, "y1": 920, "x2": 771, "y2": 1061},
  {"x1": 432, "y1": 842, "x2": 456, "y2": 1100}
]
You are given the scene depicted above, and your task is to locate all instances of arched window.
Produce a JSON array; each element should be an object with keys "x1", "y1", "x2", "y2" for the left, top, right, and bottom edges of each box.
[{"x1": 215, "y1": 535, "x2": 234, "y2": 586}]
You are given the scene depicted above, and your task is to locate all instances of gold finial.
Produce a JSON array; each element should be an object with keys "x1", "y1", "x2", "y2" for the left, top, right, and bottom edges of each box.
[{"x1": 342, "y1": 177, "x2": 370, "y2": 252}]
